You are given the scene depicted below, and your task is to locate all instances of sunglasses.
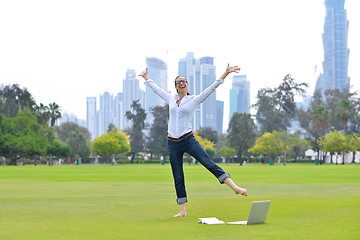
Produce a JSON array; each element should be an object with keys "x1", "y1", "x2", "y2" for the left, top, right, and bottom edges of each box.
[{"x1": 175, "y1": 79, "x2": 187, "y2": 85}]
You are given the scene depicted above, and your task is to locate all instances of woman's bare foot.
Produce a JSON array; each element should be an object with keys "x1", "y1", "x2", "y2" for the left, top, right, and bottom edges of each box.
[
  {"x1": 224, "y1": 178, "x2": 248, "y2": 196},
  {"x1": 235, "y1": 187, "x2": 248, "y2": 196},
  {"x1": 172, "y1": 212, "x2": 186, "y2": 218},
  {"x1": 173, "y1": 203, "x2": 186, "y2": 218}
]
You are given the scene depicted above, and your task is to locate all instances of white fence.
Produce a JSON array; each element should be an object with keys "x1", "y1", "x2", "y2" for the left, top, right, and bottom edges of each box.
[{"x1": 305, "y1": 149, "x2": 360, "y2": 164}]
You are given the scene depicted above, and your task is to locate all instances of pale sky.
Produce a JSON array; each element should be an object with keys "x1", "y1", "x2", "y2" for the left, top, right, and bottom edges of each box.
[{"x1": 1, "y1": 0, "x2": 359, "y2": 131}]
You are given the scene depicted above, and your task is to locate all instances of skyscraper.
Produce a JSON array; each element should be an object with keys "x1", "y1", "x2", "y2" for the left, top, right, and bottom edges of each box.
[
  {"x1": 229, "y1": 75, "x2": 250, "y2": 122},
  {"x1": 178, "y1": 52, "x2": 221, "y2": 132},
  {"x1": 179, "y1": 52, "x2": 199, "y2": 129},
  {"x1": 123, "y1": 69, "x2": 141, "y2": 129},
  {"x1": 114, "y1": 93, "x2": 123, "y2": 130},
  {"x1": 316, "y1": 0, "x2": 349, "y2": 93},
  {"x1": 199, "y1": 57, "x2": 217, "y2": 131},
  {"x1": 86, "y1": 97, "x2": 97, "y2": 140},
  {"x1": 216, "y1": 100, "x2": 224, "y2": 134},
  {"x1": 99, "y1": 91, "x2": 113, "y2": 135},
  {"x1": 145, "y1": 57, "x2": 167, "y2": 124}
]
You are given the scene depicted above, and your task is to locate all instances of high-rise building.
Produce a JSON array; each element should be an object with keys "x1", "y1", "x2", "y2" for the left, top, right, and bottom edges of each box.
[
  {"x1": 179, "y1": 52, "x2": 199, "y2": 129},
  {"x1": 99, "y1": 91, "x2": 113, "y2": 135},
  {"x1": 145, "y1": 57, "x2": 167, "y2": 124},
  {"x1": 123, "y1": 69, "x2": 141, "y2": 129},
  {"x1": 56, "y1": 112, "x2": 86, "y2": 128},
  {"x1": 199, "y1": 57, "x2": 217, "y2": 131},
  {"x1": 86, "y1": 97, "x2": 97, "y2": 140},
  {"x1": 114, "y1": 93, "x2": 123, "y2": 130},
  {"x1": 316, "y1": 0, "x2": 349, "y2": 93},
  {"x1": 216, "y1": 100, "x2": 224, "y2": 134},
  {"x1": 178, "y1": 52, "x2": 221, "y2": 133},
  {"x1": 229, "y1": 75, "x2": 250, "y2": 122}
]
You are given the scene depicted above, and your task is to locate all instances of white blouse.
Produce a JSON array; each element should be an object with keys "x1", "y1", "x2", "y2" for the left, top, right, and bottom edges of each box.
[{"x1": 144, "y1": 79, "x2": 224, "y2": 138}]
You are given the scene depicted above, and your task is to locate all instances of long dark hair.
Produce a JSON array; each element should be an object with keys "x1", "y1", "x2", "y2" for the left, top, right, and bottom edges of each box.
[{"x1": 175, "y1": 76, "x2": 190, "y2": 95}]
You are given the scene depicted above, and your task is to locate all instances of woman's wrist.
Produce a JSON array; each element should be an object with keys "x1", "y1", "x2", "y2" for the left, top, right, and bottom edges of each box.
[{"x1": 219, "y1": 71, "x2": 230, "y2": 80}]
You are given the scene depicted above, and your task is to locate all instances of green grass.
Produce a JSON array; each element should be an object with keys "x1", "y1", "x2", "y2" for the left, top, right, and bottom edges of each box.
[{"x1": 0, "y1": 164, "x2": 359, "y2": 240}]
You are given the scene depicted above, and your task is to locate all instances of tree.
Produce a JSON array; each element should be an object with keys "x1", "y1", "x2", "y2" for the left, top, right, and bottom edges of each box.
[
  {"x1": 324, "y1": 88, "x2": 356, "y2": 131},
  {"x1": 272, "y1": 131, "x2": 296, "y2": 165},
  {"x1": 55, "y1": 121, "x2": 92, "y2": 142},
  {"x1": 194, "y1": 132, "x2": 215, "y2": 150},
  {"x1": 92, "y1": 129, "x2": 130, "y2": 163},
  {"x1": 347, "y1": 134, "x2": 360, "y2": 163},
  {"x1": 312, "y1": 105, "x2": 330, "y2": 129},
  {"x1": 348, "y1": 96, "x2": 360, "y2": 134},
  {"x1": 0, "y1": 84, "x2": 36, "y2": 117},
  {"x1": 47, "y1": 140, "x2": 72, "y2": 165},
  {"x1": 289, "y1": 133, "x2": 310, "y2": 162},
  {"x1": 254, "y1": 90, "x2": 287, "y2": 133},
  {"x1": 248, "y1": 132, "x2": 282, "y2": 163},
  {"x1": 198, "y1": 127, "x2": 218, "y2": 144},
  {"x1": 336, "y1": 99, "x2": 355, "y2": 133},
  {"x1": 35, "y1": 103, "x2": 50, "y2": 125},
  {"x1": 0, "y1": 111, "x2": 48, "y2": 165},
  {"x1": 318, "y1": 128, "x2": 347, "y2": 164},
  {"x1": 218, "y1": 146, "x2": 236, "y2": 163},
  {"x1": 48, "y1": 102, "x2": 62, "y2": 127},
  {"x1": 107, "y1": 123, "x2": 117, "y2": 133},
  {"x1": 147, "y1": 105, "x2": 169, "y2": 162},
  {"x1": 227, "y1": 113, "x2": 257, "y2": 163},
  {"x1": 66, "y1": 129, "x2": 91, "y2": 159},
  {"x1": 297, "y1": 90, "x2": 329, "y2": 162},
  {"x1": 125, "y1": 100, "x2": 146, "y2": 163},
  {"x1": 205, "y1": 147, "x2": 215, "y2": 159},
  {"x1": 254, "y1": 74, "x2": 308, "y2": 133}
]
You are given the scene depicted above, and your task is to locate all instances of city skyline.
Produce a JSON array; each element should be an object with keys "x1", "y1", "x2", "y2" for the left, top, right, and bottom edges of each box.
[
  {"x1": 1, "y1": 0, "x2": 360, "y2": 132},
  {"x1": 85, "y1": 54, "x2": 226, "y2": 136}
]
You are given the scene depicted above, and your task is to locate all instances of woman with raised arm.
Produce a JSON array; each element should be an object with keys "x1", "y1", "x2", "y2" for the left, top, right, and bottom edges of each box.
[{"x1": 139, "y1": 64, "x2": 248, "y2": 218}]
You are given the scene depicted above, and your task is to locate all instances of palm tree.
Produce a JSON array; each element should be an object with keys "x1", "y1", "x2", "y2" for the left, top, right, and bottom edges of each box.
[
  {"x1": 48, "y1": 102, "x2": 62, "y2": 127},
  {"x1": 35, "y1": 103, "x2": 50, "y2": 125},
  {"x1": 312, "y1": 105, "x2": 330, "y2": 129},
  {"x1": 311, "y1": 105, "x2": 330, "y2": 164},
  {"x1": 336, "y1": 99, "x2": 355, "y2": 133}
]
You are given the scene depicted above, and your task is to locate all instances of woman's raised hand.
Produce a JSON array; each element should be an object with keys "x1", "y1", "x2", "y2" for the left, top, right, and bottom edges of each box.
[
  {"x1": 219, "y1": 64, "x2": 241, "y2": 80},
  {"x1": 139, "y1": 67, "x2": 150, "y2": 80},
  {"x1": 226, "y1": 63, "x2": 240, "y2": 74}
]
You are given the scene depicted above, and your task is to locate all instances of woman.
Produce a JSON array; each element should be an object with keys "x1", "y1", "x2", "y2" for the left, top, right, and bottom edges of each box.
[{"x1": 139, "y1": 64, "x2": 248, "y2": 218}]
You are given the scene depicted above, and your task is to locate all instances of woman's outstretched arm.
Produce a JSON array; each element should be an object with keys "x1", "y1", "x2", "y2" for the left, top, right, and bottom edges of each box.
[{"x1": 195, "y1": 64, "x2": 240, "y2": 104}]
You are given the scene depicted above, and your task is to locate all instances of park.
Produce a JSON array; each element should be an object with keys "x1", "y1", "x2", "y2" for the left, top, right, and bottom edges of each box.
[{"x1": 0, "y1": 163, "x2": 359, "y2": 240}]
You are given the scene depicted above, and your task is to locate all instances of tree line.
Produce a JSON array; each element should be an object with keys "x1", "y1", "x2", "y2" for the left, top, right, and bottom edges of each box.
[
  {"x1": 122, "y1": 74, "x2": 360, "y2": 165},
  {"x1": 251, "y1": 74, "x2": 360, "y2": 164},
  {"x1": 0, "y1": 84, "x2": 91, "y2": 165}
]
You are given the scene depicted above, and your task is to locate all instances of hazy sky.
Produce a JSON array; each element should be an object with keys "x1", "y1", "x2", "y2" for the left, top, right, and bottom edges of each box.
[{"x1": 1, "y1": 0, "x2": 359, "y2": 131}]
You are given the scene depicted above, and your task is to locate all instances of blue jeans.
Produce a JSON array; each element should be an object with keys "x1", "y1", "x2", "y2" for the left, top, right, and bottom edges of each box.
[{"x1": 167, "y1": 132, "x2": 230, "y2": 205}]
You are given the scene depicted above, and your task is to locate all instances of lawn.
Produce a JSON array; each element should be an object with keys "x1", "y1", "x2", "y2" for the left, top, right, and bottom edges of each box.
[{"x1": 0, "y1": 163, "x2": 359, "y2": 240}]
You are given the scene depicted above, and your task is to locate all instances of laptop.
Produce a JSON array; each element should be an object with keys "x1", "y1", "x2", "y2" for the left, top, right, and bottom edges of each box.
[{"x1": 227, "y1": 200, "x2": 271, "y2": 225}]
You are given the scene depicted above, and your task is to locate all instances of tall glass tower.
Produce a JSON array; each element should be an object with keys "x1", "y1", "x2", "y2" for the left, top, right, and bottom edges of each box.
[
  {"x1": 199, "y1": 57, "x2": 217, "y2": 131},
  {"x1": 86, "y1": 97, "x2": 97, "y2": 140},
  {"x1": 99, "y1": 91, "x2": 113, "y2": 136},
  {"x1": 317, "y1": 0, "x2": 350, "y2": 93},
  {"x1": 123, "y1": 69, "x2": 140, "y2": 129},
  {"x1": 145, "y1": 57, "x2": 168, "y2": 124},
  {"x1": 229, "y1": 75, "x2": 250, "y2": 122}
]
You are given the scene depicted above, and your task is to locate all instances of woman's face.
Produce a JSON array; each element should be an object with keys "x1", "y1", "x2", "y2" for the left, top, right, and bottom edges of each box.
[{"x1": 175, "y1": 76, "x2": 188, "y2": 94}]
